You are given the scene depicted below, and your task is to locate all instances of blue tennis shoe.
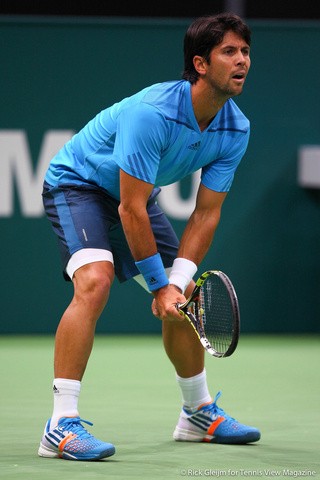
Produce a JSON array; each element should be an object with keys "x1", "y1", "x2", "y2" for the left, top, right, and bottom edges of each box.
[
  {"x1": 173, "y1": 391, "x2": 260, "y2": 444},
  {"x1": 38, "y1": 416, "x2": 115, "y2": 460}
]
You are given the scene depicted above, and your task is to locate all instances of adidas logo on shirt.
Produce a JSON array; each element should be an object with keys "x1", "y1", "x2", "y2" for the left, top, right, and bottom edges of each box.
[{"x1": 188, "y1": 141, "x2": 201, "y2": 151}]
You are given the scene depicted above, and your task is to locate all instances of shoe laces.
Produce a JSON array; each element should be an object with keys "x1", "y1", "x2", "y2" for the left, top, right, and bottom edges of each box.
[
  {"x1": 201, "y1": 392, "x2": 237, "y2": 423},
  {"x1": 60, "y1": 417, "x2": 94, "y2": 439}
]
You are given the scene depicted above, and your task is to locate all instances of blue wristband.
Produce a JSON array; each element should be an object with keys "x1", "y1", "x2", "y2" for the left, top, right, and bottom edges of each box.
[{"x1": 135, "y1": 253, "x2": 169, "y2": 292}]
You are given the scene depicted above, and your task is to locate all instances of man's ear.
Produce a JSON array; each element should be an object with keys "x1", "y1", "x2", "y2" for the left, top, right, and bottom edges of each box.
[{"x1": 193, "y1": 56, "x2": 207, "y2": 76}]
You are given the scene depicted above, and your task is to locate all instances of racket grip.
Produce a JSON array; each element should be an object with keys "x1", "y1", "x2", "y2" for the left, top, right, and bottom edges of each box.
[{"x1": 175, "y1": 303, "x2": 185, "y2": 316}]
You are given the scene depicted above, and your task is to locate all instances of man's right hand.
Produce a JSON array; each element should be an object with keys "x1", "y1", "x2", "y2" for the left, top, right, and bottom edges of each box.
[{"x1": 151, "y1": 284, "x2": 186, "y2": 322}]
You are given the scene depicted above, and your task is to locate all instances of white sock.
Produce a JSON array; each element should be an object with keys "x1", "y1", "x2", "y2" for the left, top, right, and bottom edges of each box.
[
  {"x1": 175, "y1": 369, "x2": 212, "y2": 412},
  {"x1": 50, "y1": 378, "x2": 81, "y2": 429}
]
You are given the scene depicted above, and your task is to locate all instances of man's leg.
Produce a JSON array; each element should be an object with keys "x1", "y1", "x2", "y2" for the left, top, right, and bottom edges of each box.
[
  {"x1": 38, "y1": 260, "x2": 116, "y2": 460},
  {"x1": 51, "y1": 260, "x2": 114, "y2": 427},
  {"x1": 161, "y1": 281, "x2": 212, "y2": 414},
  {"x1": 162, "y1": 314, "x2": 205, "y2": 378},
  {"x1": 54, "y1": 261, "x2": 114, "y2": 381},
  {"x1": 162, "y1": 282, "x2": 261, "y2": 445},
  {"x1": 162, "y1": 281, "x2": 204, "y2": 378}
]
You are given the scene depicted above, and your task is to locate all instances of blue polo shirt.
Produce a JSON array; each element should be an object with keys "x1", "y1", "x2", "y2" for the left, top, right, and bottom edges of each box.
[{"x1": 45, "y1": 80, "x2": 250, "y2": 199}]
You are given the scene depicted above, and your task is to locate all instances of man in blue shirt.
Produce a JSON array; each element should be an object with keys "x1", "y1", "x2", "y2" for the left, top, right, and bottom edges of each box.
[{"x1": 39, "y1": 13, "x2": 260, "y2": 461}]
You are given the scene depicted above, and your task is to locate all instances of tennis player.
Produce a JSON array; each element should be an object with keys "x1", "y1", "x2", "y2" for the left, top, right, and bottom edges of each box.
[{"x1": 38, "y1": 13, "x2": 260, "y2": 461}]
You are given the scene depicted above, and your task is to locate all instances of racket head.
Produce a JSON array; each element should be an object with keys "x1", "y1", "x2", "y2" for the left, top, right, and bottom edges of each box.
[{"x1": 178, "y1": 270, "x2": 240, "y2": 358}]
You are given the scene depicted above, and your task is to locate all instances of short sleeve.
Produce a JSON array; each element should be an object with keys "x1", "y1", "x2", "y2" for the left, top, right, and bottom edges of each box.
[
  {"x1": 201, "y1": 129, "x2": 250, "y2": 192},
  {"x1": 113, "y1": 102, "x2": 169, "y2": 185}
]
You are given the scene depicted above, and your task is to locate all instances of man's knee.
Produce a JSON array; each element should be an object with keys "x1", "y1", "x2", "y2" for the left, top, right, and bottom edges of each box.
[{"x1": 73, "y1": 261, "x2": 114, "y2": 304}]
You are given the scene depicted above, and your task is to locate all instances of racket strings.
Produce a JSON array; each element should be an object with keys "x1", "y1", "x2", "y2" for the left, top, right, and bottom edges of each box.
[{"x1": 198, "y1": 276, "x2": 235, "y2": 355}]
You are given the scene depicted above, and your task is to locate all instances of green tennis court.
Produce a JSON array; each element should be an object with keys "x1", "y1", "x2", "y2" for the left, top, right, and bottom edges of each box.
[{"x1": 0, "y1": 335, "x2": 319, "y2": 479}]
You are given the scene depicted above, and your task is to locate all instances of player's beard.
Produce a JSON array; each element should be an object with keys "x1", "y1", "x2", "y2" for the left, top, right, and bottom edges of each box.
[{"x1": 208, "y1": 76, "x2": 245, "y2": 102}]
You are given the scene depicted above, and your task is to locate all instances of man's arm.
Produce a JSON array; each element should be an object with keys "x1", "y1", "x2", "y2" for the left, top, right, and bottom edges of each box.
[
  {"x1": 119, "y1": 170, "x2": 227, "y2": 321},
  {"x1": 118, "y1": 169, "x2": 157, "y2": 261},
  {"x1": 152, "y1": 183, "x2": 227, "y2": 320},
  {"x1": 177, "y1": 182, "x2": 227, "y2": 265},
  {"x1": 119, "y1": 169, "x2": 185, "y2": 320}
]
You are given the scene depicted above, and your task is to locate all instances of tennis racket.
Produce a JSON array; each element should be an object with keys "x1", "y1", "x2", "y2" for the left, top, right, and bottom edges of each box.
[{"x1": 177, "y1": 270, "x2": 240, "y2": 358}]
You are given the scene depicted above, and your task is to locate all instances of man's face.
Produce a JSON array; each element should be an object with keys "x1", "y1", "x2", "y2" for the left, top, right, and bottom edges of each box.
[{"x1": 204, "y1": 30, "x2": 251, "y2": 99}]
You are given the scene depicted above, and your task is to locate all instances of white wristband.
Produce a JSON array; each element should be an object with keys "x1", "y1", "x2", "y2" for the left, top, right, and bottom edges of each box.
[{"x1": 169, "y1": 258, "x2": 197, "y2": 294}]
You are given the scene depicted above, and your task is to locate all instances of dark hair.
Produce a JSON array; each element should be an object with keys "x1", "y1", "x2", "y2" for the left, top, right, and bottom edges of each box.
[{"x1": 182, "y1": 13, "x2": 251, "y2": 84}]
